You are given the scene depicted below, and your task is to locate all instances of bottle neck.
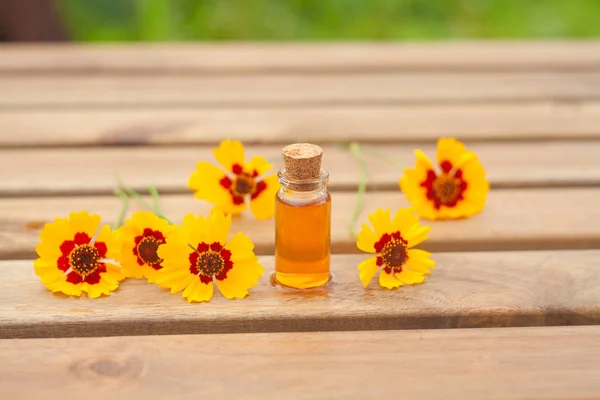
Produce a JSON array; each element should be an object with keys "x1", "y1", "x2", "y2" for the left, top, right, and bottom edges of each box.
[{"x1": 277, "y1": 168, "x2": 329, "y2": 199}]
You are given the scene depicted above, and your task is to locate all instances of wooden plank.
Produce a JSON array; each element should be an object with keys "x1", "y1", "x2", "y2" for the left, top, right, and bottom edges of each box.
[
  {"x1": 1, "y1": 188, "x2": 599, "y2": 260},
  {"x1": 2, "y1": 72, "x2": 600, "y2": 109},
  {"x1": 2, "y1": 42, "x2": 600, "y2": 74},
  {"x1": 1, "y1": 250, "x2": 599, "y2": 339},
  {"x1": 1, "y1": 141, "x2": 599, "y2": 197},
  {"x1": 1, "y1": 326, "x2": 599, "y2": 399},
  {"x1": 2, "y1": 103, "x2": 600, "y2": 147}
]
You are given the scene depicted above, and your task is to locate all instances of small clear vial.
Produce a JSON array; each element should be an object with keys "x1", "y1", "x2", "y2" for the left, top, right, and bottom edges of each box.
[{"x1": 274, "y1": 143, "x2": 331, "y2": 289}]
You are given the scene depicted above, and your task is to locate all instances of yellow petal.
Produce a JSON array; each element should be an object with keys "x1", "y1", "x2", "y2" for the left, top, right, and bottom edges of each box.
[
  {"x1": 368, "y1": 208, "x2": 393, "y2": 238},
  {"x1": 458, "y1": 157, "x2": 490, "y2": 219},
  {"x1": 85, "y1": 281, "x2": 114, "y2": 299},
  {"x1": 358, "y1": 256, "x2": 380, "y2": 288},
  {"x1": 461, "y1": 155, "x2": 487, "y2": 184},
  {"x1": 67, "y1": 211, "x2": 101, "y2": 238},
  {"x1": 212, "y1": 139, "x2": 245, "y2": 173},
  {"x1": 104, "y1": 265, "x2": 126, "y2": 282},
  {"x1": 414, "y1": 202, "x2": 440, "y2": 221},
  {"x1": 184, "y1": 278, "x2": 214, "y2": 303},
  {"x1": 35, "y1": 240, "x2": 61, "y2": 260},
  {"x1": 245, "y1": 155, "x2": 273, "y2": 177},
  {"x1": 180, "y1": 214, "x2": 210, "y2": 248},
  {"x1": 182, "y1": 277, "x2": 199, "y2": 299},
  {"x1": 38, "y1": 217, "x2": 71, "y2": 249},
  {"x1": 207, "y1": 209, "x2": 231, "y2": 245},
  {"x1": 249, "y1": 174, "x2": 279, "y2": 220},
  {"x1": 379, "y1": 269, "x2": 403, "y2": 289},
  {"x1": 400, "y1": 149, "x2": 435, "y2": 189},
  {"x1": 399, "y1": 149, "x2": 438, "y2": 221},
  {"x1": 406, "y1": 225, "x2": 431, "y2": 248},
  {"x1": 119, "y1": 242, "x2": 146, "y2": 279},
  {"x1": 157, "y1": 241, "x2": 190, "y2": 269},
  {"x1": 213, "y1": 201, "x2": 248, "y2": 218},
  {"x1": 144, "y1": 267, "x2": 163, "y2": 284},
  {"x1": 406, "y1": 249, "x2": 435, "y2": 274},
  {"x1": 453, "y1": 150, "x2": 476, "y2": 171},
  {"x1": 39, "y1": 269, "x2": 66, "y2": 285},
  {"x1": 154, "y1": 269, "x2": 194, "y2": 289},
  {"x1": 224, "y1": 232, "x2": 258, "y2": 264},
  {"x1": 122, "y1": 265, "x2": 145, "y2": 280},
  {"x1": 356, "y1": 223, "x2": 378, "y2": 253},
  {"x1": 168, "y1": 274, "x2": 195, "y2": 295},
  {"x1": 216, "y1": 261, "x2": 263, "y2": 299},
  {"x1": 33, "y1": 257, "x2": 60, "y2": 276},
  {"x1": 188, "y1": 161, "x2": 234, "y2": 209},
  {"x1": 130, "y1": 210, "x2": 154, "y2": 227},
  {"x1": 399, "y1": 175, "x2": 439, "y2": 221},
  {"x1": 392, "y1": 207, "x2": 420, "y2": 236},
  {"x1": 436, "y1": 137, "x2": 467, "y2": 168},
  {"x1": 128, "y1": 210, "x2": 175, "y2": 237},
  {"x1": 54, "y1": 281, "x2": 83, "y2": 297},
  {"x1": 94, "y1": 224, "x2": 118, "y2": 255},
  {"x1": 396, "y1": 269, "x2": 426, "y2": 285}
]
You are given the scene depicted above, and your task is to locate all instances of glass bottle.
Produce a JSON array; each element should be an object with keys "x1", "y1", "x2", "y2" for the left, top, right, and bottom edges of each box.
[{"x1": 274, "y1": 144, "x2": 331, "y2": 289}]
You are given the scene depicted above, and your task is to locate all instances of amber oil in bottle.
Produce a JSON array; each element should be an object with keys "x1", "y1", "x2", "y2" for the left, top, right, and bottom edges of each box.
[{"x1": 274, "y1": 143, "x2": 331, "y2": 289}]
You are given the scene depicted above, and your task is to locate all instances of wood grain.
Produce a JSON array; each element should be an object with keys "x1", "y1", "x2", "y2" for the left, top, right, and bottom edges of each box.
[
  {"x1": 2, "y1": 42, "x2": 600, "y2": 74},
  {"x1": 1, "y1": 250, "x2": 599, "y2": 339},
  {"x1": 2, "y1": 103, "x2": 600, "y2": 147},
  {"x1": 1, "y1": 326, "x2": 600, "y2": 399},
  {"x1": 1, "y1": 141, "x2": 599, "y2": 197},
  {"x1": 2, "y1": 72, "x2": 600, "y2": 109},
  {"x1": 0, "y1": 327, "x2": 600, "y2": 400},
  {"x1": 1, "y1": 188, "x2": 599, "y2": 260}
]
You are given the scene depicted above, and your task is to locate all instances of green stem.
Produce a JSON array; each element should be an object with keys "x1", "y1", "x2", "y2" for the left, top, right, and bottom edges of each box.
[
  {"x1": 148, "y1": 185, "x2": 160, "y2": 211},
  {"x1": 113, "y1": 189, "x2": 130, "y2": 229},
  {"x1": 349, "y1": 142, "x2": 367, "y2": 239},
  {"x1": 116, "y1": 176, "x2": 172, "y2": 223}
]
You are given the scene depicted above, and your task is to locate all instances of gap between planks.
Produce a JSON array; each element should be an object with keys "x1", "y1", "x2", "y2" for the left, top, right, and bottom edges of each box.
[
  {"x1": 2, "y1": 72, "x2": 600, "y2": 109},
  {"x1": 1, "y1": 188, "x2": 599, "y2": 260},
  {"x1": 2, "y1": 103, "x2": 600, "y2": 147},
  {"x1": 2, "y1": 42, "x2": 600, "y2": 74},
  {"x1": 1, "y1": 141, "x2": 600, "y2": 197},
  {"x1": 1, "y1": 326, "x2": 600, "y2": 399},
  {"x1": 1, "y1": 250, "x2": 599, "y2": 339}
]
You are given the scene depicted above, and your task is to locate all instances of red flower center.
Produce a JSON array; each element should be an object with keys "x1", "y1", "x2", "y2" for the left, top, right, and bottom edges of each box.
[
  {"x1": 58, "y1": 232, "x2": 107, "y2": 285},
  {"x1": 137, "y1": 236, "x2": 162, "y2": 265},
  {"x1": 220, "y1": 164, "x2": 269, "y2": 206},
  {"x1": 197, "y1": 251, "x2": 224, "y2": 276},
  {"x1": 232, "y1": 174, "x2": 256, "y2": 197},
  {"x1": 432, "y1": 174, "x2": 462, "y2": 206},
  {"x1": 420, "y1": 160, "x2": 468, "y2": 209},
  {"x1": 69, "y1": 244, "x2": 100, "y2": 277},
  {"x1": 374, "y1": 231, "x2": 409, "y2": 274},
  {"x1": 381, "y1": 240, "x2": 408, "y2": 268},
  {"x1": 133, "y1": 228, "x2": 166, "y2": 270},
  {"x1": 189, "y1": 242, "x2": 234, "y2": 284}
]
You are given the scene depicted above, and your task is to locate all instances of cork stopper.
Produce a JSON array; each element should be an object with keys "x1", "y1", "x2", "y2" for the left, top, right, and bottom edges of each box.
[{"x1": 282, "y1": 143, "x2": 323, "y2": 181}]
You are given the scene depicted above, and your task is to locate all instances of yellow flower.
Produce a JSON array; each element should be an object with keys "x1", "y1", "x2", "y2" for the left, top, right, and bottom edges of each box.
[
  {"x1": 188, "y1": 139, "x2": 280, "y2": 220},
  {"x1": 115, "y1": 211, "x2": 176, "y2": 282},
  {"x1": 356, "y1": 207, "x2": 435, "y2": 289},
  {"x1": 34, "y1": 211, "x2": 124, "y2": 298},
  {"x1": 155, "y1": 209, "x2": 264, "y2": 303},
  {"x1": 399, "y1": 138, "x2": 489, "y2": 220}
]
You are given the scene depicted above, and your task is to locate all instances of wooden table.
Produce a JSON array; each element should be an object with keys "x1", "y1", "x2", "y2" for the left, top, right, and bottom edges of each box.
[{"x1": 1, "y1": 42, "x2": 600, "y2": 399}]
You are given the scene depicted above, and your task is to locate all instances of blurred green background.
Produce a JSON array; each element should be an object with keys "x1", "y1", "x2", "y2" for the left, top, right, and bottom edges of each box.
[{"x1": 56, "y1": 0, "x2": 600, "y2": 42}]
